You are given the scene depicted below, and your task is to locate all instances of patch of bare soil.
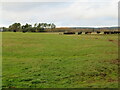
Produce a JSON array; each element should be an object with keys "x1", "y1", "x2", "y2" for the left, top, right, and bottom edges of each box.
[
  {"x1": 110, "y1": 59, "x2": 119, "y2": 65},
  {"x1": 95, "y1": 38, "x2": 98, "y2": 39},
  {"x1": 107, "y1": 78, "x2": 118, "y2": 82},
  {"x1": 108, "y1": 39, "x2": 114, "y2": 42},
  {"x1": 104, "y1": 59, "x2": 119, "y2": 65},
  {"x1": 108, "y1": 39, "x2": 120, "y2": 46}
]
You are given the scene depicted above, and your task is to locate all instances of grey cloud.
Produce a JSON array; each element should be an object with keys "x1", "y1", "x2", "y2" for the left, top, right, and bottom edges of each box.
[{"x1": 0, "y1": 1, "x2": 118, "y2": 27}]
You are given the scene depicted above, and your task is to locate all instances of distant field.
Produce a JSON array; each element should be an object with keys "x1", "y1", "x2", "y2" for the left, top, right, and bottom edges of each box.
[{"x1": 2, "y1": 32, "x2": 119, "y2": 88}]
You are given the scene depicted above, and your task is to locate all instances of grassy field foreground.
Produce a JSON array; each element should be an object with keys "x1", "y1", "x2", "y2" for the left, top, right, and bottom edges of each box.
[{"x1": 2, "y1": 32, "x2": 119, "y2": 88}]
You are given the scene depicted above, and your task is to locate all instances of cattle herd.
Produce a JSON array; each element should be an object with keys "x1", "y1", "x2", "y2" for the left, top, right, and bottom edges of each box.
[{"x1": 63, "y1": 31, "x2": 120, "y2": 35}]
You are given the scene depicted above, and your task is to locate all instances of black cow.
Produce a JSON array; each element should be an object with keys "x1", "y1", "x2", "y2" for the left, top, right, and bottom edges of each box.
[
  {"x1": 114, "y1": 31, "x2": 120, "y2": 34},
  {"x1": 97, "y1": 31, "x2": 100, "y2": 34},
  {"x1": 13, "y1": 30, "x2": 16, "y2": 32},
  {"x1": 85, "y1": 32, "x2": 91, "y2": 34},
  {"x1": 78, "y1": 32, "x2": 82, "y2": 35},
  {"x1": 110, "y1": 32, "x2": 114, "y2": 34},
  {"x1": 64, "y1": 32, "x2": 75, "y2": 35}
]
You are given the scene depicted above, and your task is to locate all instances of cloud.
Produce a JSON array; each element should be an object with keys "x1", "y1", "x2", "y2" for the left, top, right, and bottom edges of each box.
[
  {"x1": 0, "y1": 0, "x2": 118, "y2": 27},
  {"x1": 1, "y1": 0, "x2": 119, "y2": 2}
]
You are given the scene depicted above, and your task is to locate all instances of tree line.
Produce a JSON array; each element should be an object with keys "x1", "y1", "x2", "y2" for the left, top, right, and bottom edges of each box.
[{"x1": 2, "y1": 23, "x2": 56, "y2": 32}]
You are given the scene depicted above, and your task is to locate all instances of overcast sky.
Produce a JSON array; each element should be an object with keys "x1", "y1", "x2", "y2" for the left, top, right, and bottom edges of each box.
[{"x1": 0, "y1": 0, "x2": 119, "y2": 27}]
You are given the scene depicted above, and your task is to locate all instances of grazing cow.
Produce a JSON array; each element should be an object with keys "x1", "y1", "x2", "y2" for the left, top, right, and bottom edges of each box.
[
  {"x1": 85, "y1": 32, "x2": 88, "y2": 34},
  {"x1": 85, "y1": 32, "x2": 91, "y2": 34},
  {"x1": 97, "y1": 31, "x2": 100, "y2": 34},
  {"x1": 114, "y1": 31, "x2": 120, "y2": 34},
  {"x1": 13, "y1": 30, "x2": 16, "y2": 32},
  {"x1": 22, "y1": 31, "x2": 26, "y2": 33},
  {"x1": 64, "y1": 32, "x2": 75, "y2": 35},
  {"x1": 114, "y1": 31, "x2": 117, "y2": 34},
  {"x1": 78, "y1": 32, "x2": 82, "y2": 35},
  {"x1": 111, "y1": 32, "x2": 114, "y2": 34}
]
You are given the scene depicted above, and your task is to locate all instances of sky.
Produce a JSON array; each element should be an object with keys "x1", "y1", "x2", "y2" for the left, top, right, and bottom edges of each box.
[{"x1": 0, "y1": 0, "x2": 119, "y2": 27}]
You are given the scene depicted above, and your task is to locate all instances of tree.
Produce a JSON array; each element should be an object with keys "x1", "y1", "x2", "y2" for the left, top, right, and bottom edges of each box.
[
  {"x1": 34, "y1": 23, "x2": 45, "y2": 32},
  {"x1": 51, "y1": 23, "x2": 56, "y2": 29},
  {"x1": 22, "y1": 23, "x2": 32, "y2": 33},
  {"x1": 2, "y1": 27, "x2": 9, "y2": 32},
  {"x1": 6, "y1": 22, "x2": 56, "y2": 32},
  {"x1": 48, "y1": 24, "x2": 51, "y2": 28},
  {"x1": 9, "y1": 23, "x2": 21, "y2": 32}
]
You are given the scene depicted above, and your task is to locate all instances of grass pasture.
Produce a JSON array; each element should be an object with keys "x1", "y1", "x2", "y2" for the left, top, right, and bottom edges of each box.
[{"x1": 2, "y1": 32, "x2": 119, "y2": 88}]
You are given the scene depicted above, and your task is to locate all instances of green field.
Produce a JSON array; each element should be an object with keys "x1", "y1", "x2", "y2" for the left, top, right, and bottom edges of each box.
[{"x1": 2, "y1": 32, "x2": 119, "y2": 88}]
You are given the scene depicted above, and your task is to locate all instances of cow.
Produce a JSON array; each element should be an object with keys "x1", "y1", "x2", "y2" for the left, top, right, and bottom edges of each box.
[
  {"x1": 64, "y1": 32, "x2": 75, "y2": 35},
  {"x1": 97, "y1": 31, "x2": 100, "y2": 34},
  {"x1": 78, "y1": 32, "x2": 82, "y2": 35},
  {"x1": 85, "y1": 32, "x2": 92, "y2": 34}
]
